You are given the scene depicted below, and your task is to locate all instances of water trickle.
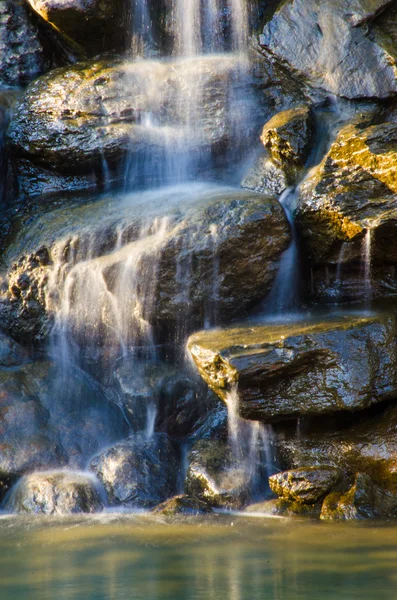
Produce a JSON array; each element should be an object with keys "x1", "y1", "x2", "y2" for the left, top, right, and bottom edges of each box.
[
  {"x1": 335, "y1": 242, "x2": 348, "y2": 294},
  {"x1": 362, "y1": 228, "x2": 372, "y2": 304},
  {"x1": 130, "y1": 0, "x2": 153, "y2": 56},
  {"x1": 225, "y1": 387, "x2": 277, "y2": 496}
]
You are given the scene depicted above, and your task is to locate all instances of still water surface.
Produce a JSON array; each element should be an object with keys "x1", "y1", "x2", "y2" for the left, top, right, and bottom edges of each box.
[{"x1": 0, "y1": 512, "x2": 396, "y2": 599}]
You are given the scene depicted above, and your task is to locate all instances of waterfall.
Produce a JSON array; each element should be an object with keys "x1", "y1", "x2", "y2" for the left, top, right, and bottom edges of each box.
[
  {"x1": 130, "y1": 0, "x2": 153, "y2": 56},
  {"x1": 225, "y1": 387, "x2": 277, "y2": 497},
  {"x1": 362, "y1": 228, "x2": 372, "y2": 305}
]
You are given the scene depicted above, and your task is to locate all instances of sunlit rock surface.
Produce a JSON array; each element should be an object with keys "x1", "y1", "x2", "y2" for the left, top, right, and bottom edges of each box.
[
  {"x1": 0, "y1": 186, "x2": 289, "y2": 344},
  {"x1": 259, "y1": 0, "x2": 397, "y2": 99},
  {"x1": 3, "y1": 471, "x2": 103, "y2": 515},
  {"x1": 269, "y1": 466, "x2": 343, "y2": 504},
  {"x1": 297, "y1": 120, "x2": 397, "y2": 300},
  {"x1": 90, "y1": 433, "x2": 178, "y2": 508},
  {"x1": 188, "y1": 313, "x2": 397, "y2": 421},
  {"x1": 320, "y1": 473, "x2": 397, "y2": 520},
  {"x1": 28, "y1": 0, "x2": 129, "y2": 57},
  {"x1": 152, "y1": 494, "x2": 213, "y2": 515},
  {"x1": 0, "y1": 0, "x2": 48, "y2": 87}
]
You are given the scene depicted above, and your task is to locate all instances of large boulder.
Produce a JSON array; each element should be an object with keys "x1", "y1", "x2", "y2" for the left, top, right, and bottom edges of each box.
[
  {"x1": 0, "y1": 185, "x2": 289, "y2": 345},
  {"x1": 188, "y1": 312, "x2": 397, "y2": 422},
  {"x1": 0, "y1": 0, "x2": 48, "y2": 87},
  {"x1": 7, "y1": 54, "x2": 262, "y2": 194},
  {"x1": 259, "y1": 0, "x2": 397, "y2": 100},
  {"x1": 28, "y1": 0, "x2": 129, "y2": 57},
  {"x1": 297, "y1": 121, "x2": 397, "y2": 300},
  {"x1": 90, "y1": 433, "x2": 178, "y2": 508},
  {"x1": 3, "y1": 471, "x2": 103, "y2": 515}
]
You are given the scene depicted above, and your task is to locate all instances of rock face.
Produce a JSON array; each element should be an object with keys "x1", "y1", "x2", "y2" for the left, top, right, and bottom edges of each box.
[
  {"x1": 184, "y1": 439, "x2": 249, "y2": 509},
  {"x1": 3, "y1": 471, "x2": 103, "y2": 515},
  {"x1": 152, "y1": 494, "x2": 212, "y2": 516},
  {"x1": 28, "y1": 0, "x2": 129, "y2": 57},
  {"x1": 259, "y1": 0, "x2": 397, "y2": 99},
  {"x1": 90, "y1": 433, "x2": 178, "y2": 508},
  {"x1": 269, "y1": 467, "x2": 343, "y2": 504},
  {"x1": 320, "y1": 473, "x2": 397, "y2": 520},
  {"x1": 188, "y1": 312, "x2": 397, "y2": 422},
  {"x1": 0, "y1": 0, "x2": 48, "y2": 87},
  {"x1": 297, "y1": 120, "x2": 397, "y2": 300},
  {"x1": 0, "y1": 186, "x2": 289, "y2": 345},
  {"x1": 0, "y1": 361, "x2": 126, "y2": 496},
  {"x1": 7, "y1": 54, "x2": 260, "y2": 191}
]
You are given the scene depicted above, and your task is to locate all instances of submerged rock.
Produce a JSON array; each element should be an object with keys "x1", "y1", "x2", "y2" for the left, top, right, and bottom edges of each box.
[
  {"x1": 320, "y1": 473, "x2": 397, "y2": 521},
  {"x1": 188, "y1": 312, "x2": 397, "y2": 422},
  {"x1": 269, "y1": 466, "x2": 343, "y2": 504},
  {"x1": 28, "y1": 0, "x2": 129, "y2": 57},
  {"x1": 297, "y1": 120, "x2": 397, "y2": 300},
  {"x1": 152, "y1": 494, "x2": 212, "y2": 516},
  {"x1": 90, "y1": 433, "x2": 178, "y2": 508},
  {"x1": 259, "y1": 0, "x2": 397, "y2": 100},
  {"x1": 0, "y1": 0, "x2": 48, "y2": 87},
  {"x1": 3, "y1": 471, "x2": 103, "y2": 515},
  {"x1": 0, "y1": 185, "x2": 289, "y2": 345},
  {"x1": 246, "y1": 498, "x2": 322, "y2": 519},
  {"x1": 184, "y1": 439, "x2": 249, "y2": 509}
]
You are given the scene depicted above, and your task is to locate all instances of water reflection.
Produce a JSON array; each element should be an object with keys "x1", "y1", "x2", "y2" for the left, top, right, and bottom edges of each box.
[{"x1": 0, "y1": 514, "x2": 397, "y2": 599}]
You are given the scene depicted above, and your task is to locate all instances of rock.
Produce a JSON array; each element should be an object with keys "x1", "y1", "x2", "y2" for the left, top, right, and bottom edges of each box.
[
  {"x1": 269, "y1": 466, "x2": 343, "y2": 504},
  {"x1": 3, "y1": 471, "x2": 103, "y2": 515},
  {"x1": 0, "y1": 185, "x2": 289, "y2": 345},
  {"x1": 297, "y1": 120, "x2": 397, "y2": 301},
  {"x1": 275, "y1": 401, "x2": 397, "y2": 495},
  {"x1": 90, "y1": 433, "x2": 178, "y2": 508},
  {"x1": 0, "y1": 0, "x2": 48, "y2": 87},
  {"x1": 241, "y1": 150, "x2": 289, "y2": 196},
  {"x1": 152, "y1": 494, "x2": 213, "y2": 516},
  {"x1": 7, "y1": 54, "x2": 260, "y2": 178},
  {"x1": 320, "y1": 473, "x2": 397, "y2": 520},
  {"x1": 187, "y1": 312, "x2": 397, "y2": 422},
  {"x1": 260, "y1": 106, "x2": 316, "y2": 182},
  {"x1": 245, "y1": 498, "x2": 322, "y2": 518},
  {"x1": 184, "y1": 439, "x2": 249, "y2": 509},
  {"x1": 0, "y1": 330, "x2": 30, "y2": 366},
  {"x1": 28, "y1": 0, "x2": 129, "y2": 57},
  {"x1": 0, "y1": 360, "x2": 127, "y2": 495},
  {"x1": 259, "y1": 0, "x2": 397, "y2": 100}
]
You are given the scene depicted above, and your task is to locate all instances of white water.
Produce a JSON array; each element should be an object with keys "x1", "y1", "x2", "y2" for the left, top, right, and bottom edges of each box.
[{"x1": 362, "y1": 228, "x2": 372, "y2": 304}]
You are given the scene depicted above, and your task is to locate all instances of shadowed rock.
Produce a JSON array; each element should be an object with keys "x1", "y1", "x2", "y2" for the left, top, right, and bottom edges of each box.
[{"x1": 269, "y1": 466, "x2": 343, "y2": 504}]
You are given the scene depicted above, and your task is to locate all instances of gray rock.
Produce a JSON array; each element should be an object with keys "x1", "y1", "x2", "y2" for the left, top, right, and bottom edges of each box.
[
  {"x1": 259, "y1": 0, "x2": 397, "y2": 99},
  {"x1": 90, "y1": 433, "x2": 178, "y2": 508},
  {"x1": 3, "y1": 471, "x2": 103, "y2": 515},
  {"x1": 269, "y1": 466, "x2": 343, "y2": 504},
  {"x1": 187, "y1": 312, "x2": 397, "y2": 421},
  {"x1": 152, "y1": 494, "x2": 213, "y2": 515},
  {"x1": 0, "y1": 0, "x2": 48, "y2": 87}
]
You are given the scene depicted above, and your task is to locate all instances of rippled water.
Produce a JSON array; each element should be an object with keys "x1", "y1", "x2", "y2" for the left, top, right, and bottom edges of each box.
[{"x1": 1, "y1": 513, "x2": 396, "y2": 599}]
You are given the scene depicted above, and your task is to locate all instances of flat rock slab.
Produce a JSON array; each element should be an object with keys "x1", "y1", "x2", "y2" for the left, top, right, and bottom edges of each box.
[
  {"x1": 188, "y1": 312, "x2": 397, "y2": 421},
  {"x1": 269, "y1": 466, "x2": 343, "y2": 504}
]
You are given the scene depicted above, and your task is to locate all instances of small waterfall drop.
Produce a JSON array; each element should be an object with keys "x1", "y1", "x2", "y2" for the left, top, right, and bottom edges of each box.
[
  {"x1": 362, "y1": 228, "x2": 373, "y2": 305},
  {"x1": 225, "y1": 387, "x2": 277, "y2": 498},
  {"x1": 130, "y1": 0, "x2": 153, "y2": 56}
]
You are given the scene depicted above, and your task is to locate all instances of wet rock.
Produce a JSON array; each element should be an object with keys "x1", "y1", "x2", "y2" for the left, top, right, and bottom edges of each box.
[
  {"x1": 28, "y1": 0, "x2": 129, "y2": 57},
  {"x1": 276, "y1": 401, "x2": 397, "y2": 495},
  {"x1": 152, "y1": 494, "x2": 213, "y2": 516},
  {"x1": 7, "y1": 54, "x2": 260, "y2": 177},
  {"x1": 260, "y1": 106, "x2": 316, "y2": 182},
  {"x1": 0, "y1": 360, "x2": 126, "y2": 495},
  {"x1": 241, "y1": 150, "x2": 288, "y2": 196},
  {"x1": 259, "y1": 0, "x2": 397, "y2": 100},
  {"x1": 0, "y1": 330, "x2": 30, "y2": 366},
  {"x1": 188, "y1": 312, "x2": 397, "y2": 422},
  {"x1": 320, "y1": 473, "x2": 397, "y2": 520},
  {"x1": 0, "y1": 186, "x2": 289, "y2": 345},
  {"x1": 0, "y1": 0, "x2": 48, "y2": 87},
  {"x1": 3, "y1": 471, "x2": 103, "y2": 515},
  {"x1": 269, "y1": 466, "x2": 343, "y2": 504},
  {"x1": 246, "y1": 498, "x2": 322, "y2": 518},
  {"x1": 184, "y1": 439, "x2": 249, "y2": 509},
  {"x1": 297, "y1": 120, "x2": 397, "y2": 301},
  {"x1": 90, "y1": 433, "x2": 178, "y2": 508}
]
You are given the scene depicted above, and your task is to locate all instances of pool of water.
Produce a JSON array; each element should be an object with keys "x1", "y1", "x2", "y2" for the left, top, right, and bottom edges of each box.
[{"x1": 1, "y1": 512, "x2": 396, "y2": 599}]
